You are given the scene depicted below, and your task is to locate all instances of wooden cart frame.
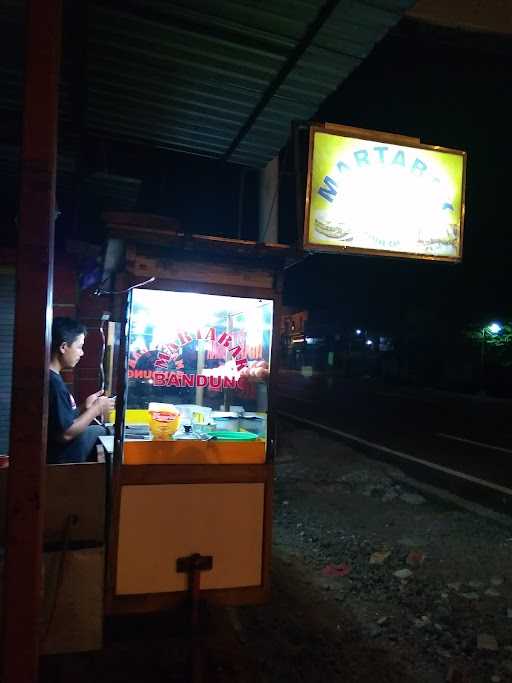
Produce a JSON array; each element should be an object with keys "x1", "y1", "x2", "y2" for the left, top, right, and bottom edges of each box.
[{"x1": 102, "y1": 231, "x2": 291, "y2": 615}]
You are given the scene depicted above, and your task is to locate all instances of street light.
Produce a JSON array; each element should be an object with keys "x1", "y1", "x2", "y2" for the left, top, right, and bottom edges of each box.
[{"x1": 480, "y1": 322, "x2": 502, "y2": 393}]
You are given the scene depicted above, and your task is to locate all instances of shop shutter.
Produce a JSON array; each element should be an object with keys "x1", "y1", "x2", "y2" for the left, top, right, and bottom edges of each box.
[{"x1": 0, "y1": 273, "x2": 15, "y2": 453}]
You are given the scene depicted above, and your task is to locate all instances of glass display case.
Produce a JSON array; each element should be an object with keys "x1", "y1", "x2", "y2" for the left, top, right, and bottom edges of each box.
[{"x1": 120, "y1": 288, "x2": 273, "y2": 463}]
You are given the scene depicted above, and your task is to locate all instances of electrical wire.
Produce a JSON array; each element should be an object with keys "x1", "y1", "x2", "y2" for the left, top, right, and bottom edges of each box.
[
  {"x1": 99, "y1": 320, "x2": 106, "y2": 394},
  {"x1": 40, "y1": 514, "x2": 78, "y2": 646},
  {"x1": 91, "y1": 314, "x2": 109, "y2": 427},
  {"x1": 94, "y1": 276, "x2": 156, "y2": 296}
]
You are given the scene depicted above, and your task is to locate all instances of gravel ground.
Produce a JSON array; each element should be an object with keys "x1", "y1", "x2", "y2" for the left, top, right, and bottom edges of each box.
[
  {"x1": 41, "y1": 421, "x2": 512, "y2": 682},
  {"x1": 233, "y1": 422, "x2": 512, "y2": 683}
]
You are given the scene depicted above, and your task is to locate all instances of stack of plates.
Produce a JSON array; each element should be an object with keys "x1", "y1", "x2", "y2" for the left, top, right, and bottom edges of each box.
[{"x1": 124, "y1": 424, "x2": 151, "y2": 440}]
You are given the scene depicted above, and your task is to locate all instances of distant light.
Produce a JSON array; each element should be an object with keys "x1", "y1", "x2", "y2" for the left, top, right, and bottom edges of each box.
[
  {"x1": 488, "y1": 322, "x2": 502, "y2": 334},
  {"x1": 366, "y1": 339, "x2": 373, "y2": 346},
  {"x1": 355, "y1": 329, "x2": 362, "y2": 335},
  {"x1": 306, "y1": 337, "x2": 324, "y2": 345}
]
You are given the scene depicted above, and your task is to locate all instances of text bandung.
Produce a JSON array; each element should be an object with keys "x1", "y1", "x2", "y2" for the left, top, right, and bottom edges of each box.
[{"x1": 128, "y1": 369, "x2": 241, "y2": 389}]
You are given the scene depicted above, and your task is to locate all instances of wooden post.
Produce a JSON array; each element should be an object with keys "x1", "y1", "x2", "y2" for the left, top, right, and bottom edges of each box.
[{"x1": 1, "y1": 1, "x2": 62, "y2": 681}]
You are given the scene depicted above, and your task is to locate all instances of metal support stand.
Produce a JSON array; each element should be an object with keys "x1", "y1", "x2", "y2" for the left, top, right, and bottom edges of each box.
[{"x1": 177, "y1": 553, "x2": 213, "y2": 682}]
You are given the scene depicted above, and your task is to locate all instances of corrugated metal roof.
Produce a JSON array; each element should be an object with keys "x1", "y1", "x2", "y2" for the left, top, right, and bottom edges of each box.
[
  {"x1": 85, "y1": 0, "x2": 416, "y2": 167},
  {"x1": 0, "y1": 0, "x2": 415, "y2": 209}
]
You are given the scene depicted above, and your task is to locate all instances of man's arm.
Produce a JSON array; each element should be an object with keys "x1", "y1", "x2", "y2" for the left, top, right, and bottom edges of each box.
[{"x1": 60, "y1": 396, "x2": 114, "y2": 442}]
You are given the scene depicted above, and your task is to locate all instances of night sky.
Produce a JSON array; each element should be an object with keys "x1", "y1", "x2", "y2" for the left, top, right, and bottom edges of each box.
[{"x1": 281, "y1": 20, "x2": 511, "y2": 333}]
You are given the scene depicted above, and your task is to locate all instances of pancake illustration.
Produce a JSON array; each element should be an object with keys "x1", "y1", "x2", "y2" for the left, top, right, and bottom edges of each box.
[{"x1": 314, "y1": 211, "x2": 353, "y2": 241}]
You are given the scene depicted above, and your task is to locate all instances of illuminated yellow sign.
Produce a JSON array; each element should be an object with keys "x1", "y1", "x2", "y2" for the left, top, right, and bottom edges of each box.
[{"x1": 304, "y1": 125, "x2": 466, "y2": 261}]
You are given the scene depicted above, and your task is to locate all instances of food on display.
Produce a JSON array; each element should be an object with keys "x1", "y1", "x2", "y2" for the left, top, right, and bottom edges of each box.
[{"x1": 148, "y1": 402, "x2": 181, "y2": 440}]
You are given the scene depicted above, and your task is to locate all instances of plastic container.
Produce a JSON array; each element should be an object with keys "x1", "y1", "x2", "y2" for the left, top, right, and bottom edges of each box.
[
  {"x1": 211, "y1": 411, "x2": 240, "y2": 432},
  {"x1": 173, "y1": 424, "x2": 198, "y2": 440},
  {"x1": 240, "y1": 413, "x2": 266, "y2": 436},
  {"x1": 174, "y1": 404, "x2": 212, "y2": 426},
  {"x1": 147, "y1": 402, "x2": 181, "y2": 440}
]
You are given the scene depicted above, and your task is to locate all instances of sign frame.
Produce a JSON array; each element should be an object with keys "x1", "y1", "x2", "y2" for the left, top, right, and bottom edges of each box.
[{"x1": 303, "y1": 123, "x2": 467, "y2": 262}]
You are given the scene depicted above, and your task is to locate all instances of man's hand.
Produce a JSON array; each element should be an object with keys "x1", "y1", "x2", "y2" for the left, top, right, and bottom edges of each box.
[
  {"x1": 85, "y1": 389, "x2": 104, "y2": 410},
  {"x1": 93, "y1": 395, "x2": 116, "y2": 419}
]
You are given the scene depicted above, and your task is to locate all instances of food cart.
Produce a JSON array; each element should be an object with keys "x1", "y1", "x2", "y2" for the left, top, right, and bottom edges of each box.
[
  {"x1": 94, "y1": 221, "x2": 292, "y2": 622},
  {"x1": 0, "y1": 220, "x2": 292, "y2": 653}
]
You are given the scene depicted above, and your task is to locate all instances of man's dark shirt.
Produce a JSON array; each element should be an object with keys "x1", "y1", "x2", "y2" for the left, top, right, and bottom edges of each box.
[{"x1": 47, "y1": 370, "x2": 77, "y2": 463}]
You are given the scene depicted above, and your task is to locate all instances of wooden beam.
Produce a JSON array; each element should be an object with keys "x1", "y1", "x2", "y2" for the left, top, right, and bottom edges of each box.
[
  {"x1": 68, "y1": 0, "x2": 89, "y2": 238},
  {"x1": 0, "y1": 1, "x2": 62, "y2": 681}
]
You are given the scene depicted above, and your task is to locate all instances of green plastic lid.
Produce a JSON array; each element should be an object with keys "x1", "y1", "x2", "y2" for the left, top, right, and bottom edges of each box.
[{"x1": 213, "y1": 431, "x2": 258, "y2": 441}]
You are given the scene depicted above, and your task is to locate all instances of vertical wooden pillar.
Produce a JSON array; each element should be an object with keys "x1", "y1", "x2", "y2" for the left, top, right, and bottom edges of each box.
[
  {"x1": 1, "y1": 1, "x2": 62, "y2": 682},
  {"x1": 259, "y1": 157, "x2": 279, "y2": 243}
]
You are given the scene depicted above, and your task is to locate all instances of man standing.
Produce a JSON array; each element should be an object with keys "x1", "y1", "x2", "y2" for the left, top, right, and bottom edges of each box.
[{"x1": 48, "y1": 317, "x2": 115, "y2": 464}]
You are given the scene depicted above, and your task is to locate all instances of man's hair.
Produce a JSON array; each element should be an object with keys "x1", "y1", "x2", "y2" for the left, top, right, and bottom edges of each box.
[{"x1": 51, "y1": 317, "x2": 87, "y2": 354}]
